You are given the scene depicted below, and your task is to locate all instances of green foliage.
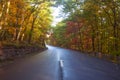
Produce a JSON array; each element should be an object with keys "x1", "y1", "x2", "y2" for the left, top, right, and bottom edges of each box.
[
  {"x1": 51, "y1": 22, "x2": 67, "y2": 47},
  {"x1": 50, "y1": 0, "x2": 120, "y2": 57}
]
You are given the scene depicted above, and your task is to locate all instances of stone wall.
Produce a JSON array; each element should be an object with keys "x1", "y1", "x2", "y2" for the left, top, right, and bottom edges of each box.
[{"x1": 0, "y1": 46, "x2": 45, "y2": 60}]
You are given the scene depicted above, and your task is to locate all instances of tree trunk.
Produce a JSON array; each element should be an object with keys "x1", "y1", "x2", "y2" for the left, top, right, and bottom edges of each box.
[{"x1": 28, "y1": 15, "x2": 37, "y2": 44}]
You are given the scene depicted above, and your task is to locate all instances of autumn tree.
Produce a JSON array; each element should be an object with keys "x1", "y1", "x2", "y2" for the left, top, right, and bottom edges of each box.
[
  {"x1": 0, "y1": 0, "x2": 52, "y2": 48},
  {"x1": 50, "y1": 0, "x2": 120, "y2": 61}
]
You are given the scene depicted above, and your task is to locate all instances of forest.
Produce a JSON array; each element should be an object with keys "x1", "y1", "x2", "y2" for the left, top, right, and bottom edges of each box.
[
  {"x1": 49, "y1": 0, "x2": 120, "y2": 62},
  {"x1": 0, "y1": 1, "x2": 119, "y2": 79},
  {"x1": 0, "y1": 0, "x2": 52, "y2": 46},
  {"x1": 0, "y1": 0, "x2": 120, "y2": 62},
  {"x1": 0, "y1": 0, "x2": 52, "y2": 60}
]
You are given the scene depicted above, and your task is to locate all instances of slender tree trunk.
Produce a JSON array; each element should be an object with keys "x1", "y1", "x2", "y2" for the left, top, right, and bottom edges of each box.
[
  {"x1": 91, "y1": 25, "x2": 95, "y2": 52},
  {"x1": 28, "y1": 15, "x2": 37, "y2": 44},
  {"x1": 113, "y1": 7, "x2": 118, "y2": 51},
  {"x1": 13, "y1": 8, "x2": 19, "y2": 41}
]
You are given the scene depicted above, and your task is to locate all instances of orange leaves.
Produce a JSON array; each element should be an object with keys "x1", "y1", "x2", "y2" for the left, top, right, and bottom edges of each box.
[{"x1": 66, "y1": 20, "x2": 84, "y2": 34}]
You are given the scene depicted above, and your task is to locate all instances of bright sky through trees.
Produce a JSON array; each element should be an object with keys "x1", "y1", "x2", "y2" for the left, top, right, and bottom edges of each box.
[{"x1": 51, "y1": 6, "x2": 64, "y2": 26}]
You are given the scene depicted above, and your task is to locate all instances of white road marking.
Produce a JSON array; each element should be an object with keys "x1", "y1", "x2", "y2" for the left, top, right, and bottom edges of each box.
[
  {"x1": 57, "y1": 53, "x2": 60, "y2": 61},
  {"x1": 60, "y1": 60, "x2": 64, "y2": 68}
]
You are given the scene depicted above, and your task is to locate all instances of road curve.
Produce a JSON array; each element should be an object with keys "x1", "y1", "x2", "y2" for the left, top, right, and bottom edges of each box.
[{"x1": 0, "y1": 45, "x2": 120, "y2": 80}]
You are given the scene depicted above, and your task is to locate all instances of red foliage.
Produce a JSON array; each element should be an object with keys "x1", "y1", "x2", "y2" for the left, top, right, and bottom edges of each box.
[
  {"x1": 70, "y1": 37, "x2": 79, "y2": 45},
  {"x1": 66, "y1": 20, "x2": 84, "y2": 35}
]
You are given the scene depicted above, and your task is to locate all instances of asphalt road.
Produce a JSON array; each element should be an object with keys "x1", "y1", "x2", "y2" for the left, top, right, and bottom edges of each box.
[{"x1": 0, "y1": 45, "x2": 120, "y2": 80}]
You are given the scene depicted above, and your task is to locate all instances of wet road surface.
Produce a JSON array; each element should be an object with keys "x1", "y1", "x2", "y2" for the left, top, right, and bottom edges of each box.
[{"x1": 0, "y1": 45, "x2": 120, "y2": 80}]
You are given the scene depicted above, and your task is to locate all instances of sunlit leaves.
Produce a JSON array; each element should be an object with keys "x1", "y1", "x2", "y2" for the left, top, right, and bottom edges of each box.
[{"x1": 0, "y1": 0, "x2": 52, "y2": 47}]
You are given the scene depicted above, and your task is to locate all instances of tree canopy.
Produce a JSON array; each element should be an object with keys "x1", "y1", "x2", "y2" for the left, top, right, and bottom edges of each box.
[
  {"x1": 0, "y1": 0, "x2": 52, "y2": 48},
  {"x1": 49, "y1": 0, "x2": 120, "y2": 60}
]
